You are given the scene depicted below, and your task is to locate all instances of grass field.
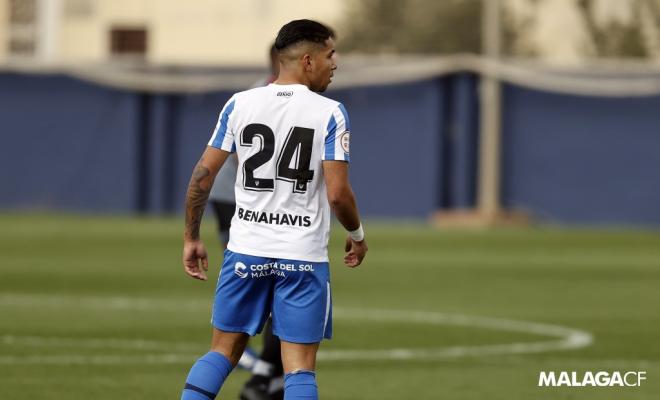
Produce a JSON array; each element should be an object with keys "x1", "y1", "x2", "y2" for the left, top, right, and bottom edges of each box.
[{"x1": 1, "y1": 213, "x2": 659, "y2": 399}]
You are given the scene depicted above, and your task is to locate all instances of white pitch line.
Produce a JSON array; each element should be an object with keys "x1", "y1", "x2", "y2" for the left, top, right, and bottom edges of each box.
[
  {"x1": 320, "y1": 308, "x2": 592, "y2": 361},
  {"x1": 0, "y1": 293, "x2": 206, "y2": 312},
  {"x1": 0, "y1": 294, "x2": 593, "y2": 365},
  {"x1": 0, "y1": 354, "x2": 196, "y2": 366},
  {"x1": 0, "y1": 335, "x2": 200, "y2": 352}
]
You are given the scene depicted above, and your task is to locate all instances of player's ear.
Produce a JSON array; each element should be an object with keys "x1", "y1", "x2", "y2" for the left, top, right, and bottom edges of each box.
[{"x1": 302, "y1": 53, "x2": 313, "y2": 72}]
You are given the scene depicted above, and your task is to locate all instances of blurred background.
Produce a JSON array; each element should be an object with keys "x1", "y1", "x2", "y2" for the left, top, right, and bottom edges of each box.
[
  {"x1": 1, "y1": 1, "x2": 660, "y2": 399},
  {"x1": 1, "y1": 0, "x2": 660, "y2": 224}
]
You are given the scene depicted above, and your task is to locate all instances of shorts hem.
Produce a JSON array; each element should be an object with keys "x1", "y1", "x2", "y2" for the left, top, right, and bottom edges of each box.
[
  {"x1": 273, "y1": 331, "x2": 332, "y2": 344},
  {"x1": 212, "y1": 320, "x2": 260, "y2": 336}
]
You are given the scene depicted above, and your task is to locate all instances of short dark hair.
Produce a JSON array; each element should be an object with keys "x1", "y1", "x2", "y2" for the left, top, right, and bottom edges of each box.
[{"x1": 274, "y1": 19, "x2": 335, "y2": 51}]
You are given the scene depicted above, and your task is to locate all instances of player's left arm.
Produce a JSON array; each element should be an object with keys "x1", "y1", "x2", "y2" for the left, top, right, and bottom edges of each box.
[{"x1": 183, "y1": 146, "x2": 230, "y2": 280}]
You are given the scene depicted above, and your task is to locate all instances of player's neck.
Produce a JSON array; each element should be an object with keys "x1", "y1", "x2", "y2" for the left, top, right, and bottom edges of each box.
[{"x1": 273, "y1": 71, "x2": 311, "y2": 89}]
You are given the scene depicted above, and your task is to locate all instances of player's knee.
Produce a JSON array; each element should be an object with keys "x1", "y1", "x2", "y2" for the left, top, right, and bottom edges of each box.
[
  {"x1": 210, "y1": 330, "x2": 250, "y2": 366},
  {"x1": 209, "y1": 344, "x2": 247, "y2": 366},
  {"x1": 281, "y1": 341, "x2": 319, "y2": 373}
]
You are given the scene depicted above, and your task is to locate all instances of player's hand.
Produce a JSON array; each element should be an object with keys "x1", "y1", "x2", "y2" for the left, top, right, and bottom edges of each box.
[
  {"x1": 183, "y1": 240, "x2": 209, "y2": 281},
  {"x1": 344, "y1": 235, "x2": 368, "y2": 268}
]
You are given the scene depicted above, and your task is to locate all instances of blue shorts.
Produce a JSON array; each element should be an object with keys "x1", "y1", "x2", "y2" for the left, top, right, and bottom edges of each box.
[{"x1": 211, "y1": 249, "x2": 332, "y2": 344}]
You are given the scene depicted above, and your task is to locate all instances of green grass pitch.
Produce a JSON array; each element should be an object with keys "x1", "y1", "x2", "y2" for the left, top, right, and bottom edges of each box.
[{"x1": 1, "y1": 213, "x2": 659, "y2": 399}]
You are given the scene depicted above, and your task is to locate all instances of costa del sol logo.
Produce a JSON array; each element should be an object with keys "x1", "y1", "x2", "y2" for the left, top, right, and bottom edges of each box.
[{"x1": 234, "y1": 262, "x2": 248, "y2": 279}]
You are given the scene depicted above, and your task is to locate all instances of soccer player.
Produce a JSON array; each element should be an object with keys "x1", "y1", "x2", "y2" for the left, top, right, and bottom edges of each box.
[{"x1": 181, "y1": 19, "x2": 368, "y2": 400}]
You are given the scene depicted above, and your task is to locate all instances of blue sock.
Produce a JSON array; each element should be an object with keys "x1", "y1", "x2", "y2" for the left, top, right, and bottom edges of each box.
[
  {"x1": 284, "y1": 370, "x2": 318, "y2": 400},
  {"x1": 181, "y1": 351, "x2": 233, "y2": 400}
]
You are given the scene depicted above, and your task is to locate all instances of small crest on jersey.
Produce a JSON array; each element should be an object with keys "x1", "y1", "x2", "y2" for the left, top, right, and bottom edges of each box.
[
  {"x1": 277, "y1": 91, "x2": 294, "y2": 98},
  {"x1": 340, "y1": 131, "x2": 350, "y2": 154}
]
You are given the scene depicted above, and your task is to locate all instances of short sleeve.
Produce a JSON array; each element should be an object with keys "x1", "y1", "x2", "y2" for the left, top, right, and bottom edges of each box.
[
  {"x1": 322, "y1": 103, "x2": 351, "y2": 162},
  {"x1": 208, "y1": 97, "x2": 237, "y2": 153}
]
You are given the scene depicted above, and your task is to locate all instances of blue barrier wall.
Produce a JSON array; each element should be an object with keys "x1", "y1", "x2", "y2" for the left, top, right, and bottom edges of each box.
[
  {"x1": 501, "y1": 85, "x2": 660, "y2": 225},
  {"x1": 0, "y1": 73, "x2": 138, "y2": 212},
  {"x1": 0, "y1": 73, "x2": 447, "y2": 217},
  {"x1": 2, "y1": 71, "x2": 660, "y2": 225},
  {"x1": 330, "y1": 81, "x2": 444, "y2": 217}
]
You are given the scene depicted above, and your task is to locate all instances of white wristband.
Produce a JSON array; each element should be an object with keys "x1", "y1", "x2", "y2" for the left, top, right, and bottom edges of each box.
[{"x1": 348, "y1": 224, "x2": 364, "y2": 242}]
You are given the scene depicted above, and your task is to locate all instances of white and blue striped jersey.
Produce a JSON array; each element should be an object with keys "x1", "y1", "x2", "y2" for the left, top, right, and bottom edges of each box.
[{"x1": 208, "y1": 83, "x2": 351, "y2": 262}]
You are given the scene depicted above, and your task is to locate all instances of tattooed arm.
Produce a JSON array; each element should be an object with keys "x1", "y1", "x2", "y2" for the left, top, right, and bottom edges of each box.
[{"x1": 183, "y1": 146, "x2": 230, "y2": 280}]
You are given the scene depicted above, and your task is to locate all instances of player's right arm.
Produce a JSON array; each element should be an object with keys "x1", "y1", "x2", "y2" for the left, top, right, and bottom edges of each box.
[
  {"x1": 183, "y1": 146, "x2": 230, "y2": 280},
  {"x1": 323, "y1": 160, "x2": 368, "y2": 267}
]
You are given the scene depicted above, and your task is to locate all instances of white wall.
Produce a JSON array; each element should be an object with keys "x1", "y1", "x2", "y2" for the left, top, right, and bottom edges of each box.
[
  {"x1": 27, "y1": 0, "x2": 346, "y2": 65},
  {"x1": 151, "y1": 0, "x2": 344, "y2": 66}
]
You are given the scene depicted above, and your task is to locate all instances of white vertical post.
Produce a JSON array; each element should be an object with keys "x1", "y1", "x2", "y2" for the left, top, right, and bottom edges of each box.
[
  {"x1": 36, "y1": 0, "x2": 60, "y2": 61},
  {"x1": 477, "y1": 0, "x2": 503, "y2": 216}
]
